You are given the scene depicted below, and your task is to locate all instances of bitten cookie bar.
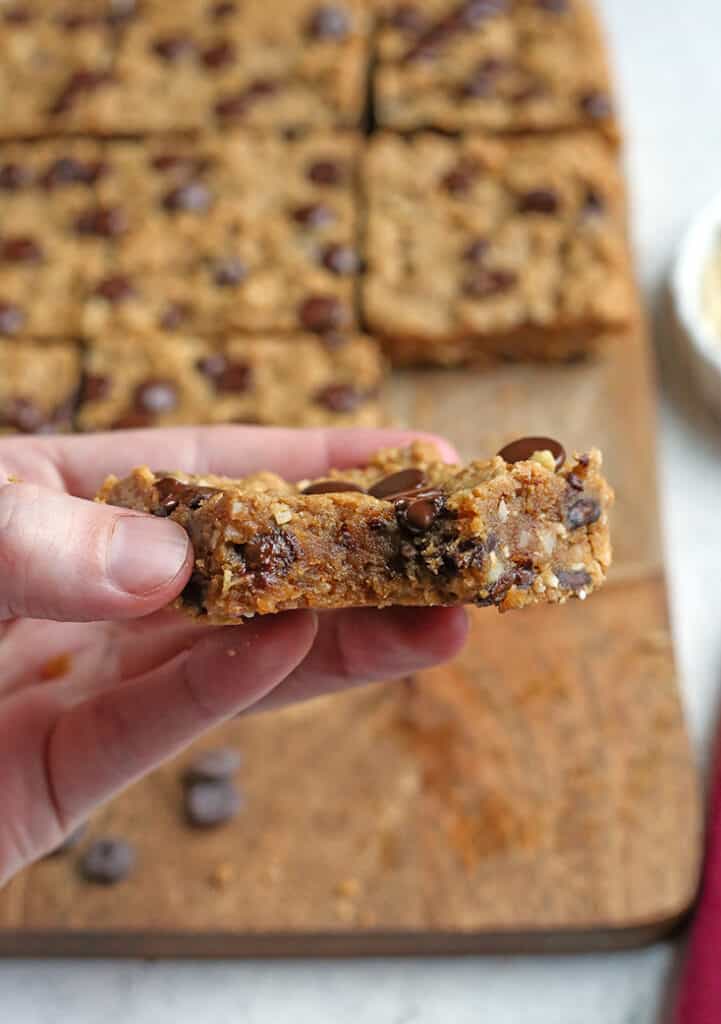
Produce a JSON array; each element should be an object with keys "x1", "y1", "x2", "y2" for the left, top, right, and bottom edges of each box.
[
  {"x1": 97, "y1": 438, "x2": 613, "y2": 622},
  {"x1": 0, "y1": 339, "x2": 80, "y2": 434},
  {"x1": 363, "y1": 132, "x2": 634, "y2": 365},
  {"x1": 76, "y1": 333, "x2": 384, "y2": 430},
  {"x1": 374, "y1": 0, "x2": 617, "y2": 137}
]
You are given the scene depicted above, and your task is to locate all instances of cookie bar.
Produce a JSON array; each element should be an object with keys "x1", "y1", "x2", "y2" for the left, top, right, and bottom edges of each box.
[
  {"x1": 0, "y1": 134, "x2": 360, "y2": 338},
  {"x1": 97, "y1": 438, "x2": 613, "y2": 622},
  {"x1": 374, "y1": 0, "x2": 617, "y2": 137},
  {"x1": 76, "y1": 332, "x2": 384, "y2": 430},
  {"x1": 0, "y1": 338, "x2": 80, "y2": 434},
  {"x1": 362, "y1": 132, "x2": 634, "y2": 365}
]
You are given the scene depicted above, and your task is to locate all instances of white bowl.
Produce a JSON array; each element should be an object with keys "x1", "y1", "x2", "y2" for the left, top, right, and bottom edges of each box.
[{"x1": 671, "y1": 189, "x2": 721, "y2": 416}]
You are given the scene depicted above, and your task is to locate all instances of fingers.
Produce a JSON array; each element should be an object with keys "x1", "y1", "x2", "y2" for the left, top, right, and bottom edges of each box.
[
  {"x1": 251, "y1": 606, "x2": 470, "y2": 712},
  {"x1": 0, "y1": 426, "x2": 460, "y2": 500},
  {"x1": 0, "y1": 482, "x2": 191, "y2": 622},
  {"x1": 43, "y1": 611, "x2": 317, "y2": 832}
]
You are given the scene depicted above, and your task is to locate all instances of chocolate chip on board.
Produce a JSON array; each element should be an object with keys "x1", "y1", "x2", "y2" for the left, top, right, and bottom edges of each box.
[
  {"x1": 183, "y1": 748, "x2": 242, "y2": 785},
  {"x1": 79, "y1": 838, "x2": 136, "y2": 884},
  {"x1": 184, "y1": 778, "x2": 242, "y2": 828}
]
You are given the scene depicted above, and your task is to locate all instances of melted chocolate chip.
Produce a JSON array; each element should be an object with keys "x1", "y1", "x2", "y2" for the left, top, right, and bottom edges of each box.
[
  {"x1": 94, "y1": 275, "x2": 136, "y2": 302},
  {"x1": 183, "y1": 748, "x2": 241, "y2": 785},
  {"x1": 565, "y1": 497, "x2": 601, "y2": 530},
  {"x1": 463, "y1": 267, "x2": 517, "y2": 298},
  {"x1": 476, "y1": 562, "x2": 534, "y2": 607},
  {"x1": 0, "y1": 302, "x2": 26, "y2": 335},
  {"x1": 41, "y1": 156, "x2": 105, "y2": 189},
  {"x1": 0, "y1": 162, "x2": 31, "y2": 189},
  {"x1": 185, "y1": 779, "x2": 242, "y2": 828},
  {"x1": 74, "y1": 205, "x2": 127, "y2": 238},
  {"x1": 80, "y1": 838, "x2": 136, "y2": 885},
  {"x1": 213, "y1": 257, "x2": 246, "y2": 287},
  {"x1": 462, "y1": 237, "x2": 489, "y2": 263},
  {"x1": 579, "y1": 90, "x2": 613, "y2": 120},
  {"x1": 233, "y1": 530, "x2": 299, "y2": 578},
  {"x1": 518, "y1": 188, "x2": 559, "y2": 214},
  {"x1": 152, "y1": 35, "x2": 196, "y2": 61},
  {"x1": 556, "y1": 568, "x2": 591, "y2": 591},
  {"x1": 0, "y1": 396, "x2": 45, "y2": 432},
  {"x1": 292, "y1": 202, "x2": 336, "y2": 227},
  {"x1": 134, "y1": 379, "x2": 178, "y2": 415},
  {"x1": 306, "y1": 5, "x2": 349, "y2": 39},
  {"x1": 82, "y1": 374, "x2": 111, "y2": 401},
  {"x1": 315, "y1": 383, "x2": 363, "y2": 412},
  {"x1": 201, "y1": 40, "x2": 236, "y2": 68},
  {"x1": 154, "y1": 478, "x2": 219, "y2": 513},
  {"x1": 307, "y1": 159, "x2": 345, "y2": 185},
  {"x1": 321, "y1": 242, "x2": 359, "y2": 275},
  {"x1": 369, "y1": 468, "x2": 425, "y2": 500},
  {"x1": 302, "y1": 479, "x2": 365, "y2": 495},
  {"x1": 498, "y1": 436, "x2": 565, "y2": 469},
  {"x1": 162, "y1": 182, "x2": 212, "y2": 213},
  {"x1": 0, "y1": 236, "x2": 43, "y2": 263},
  {"x1": 298, "y1": 294, "x2": 349, "y2": 332},
  {"x1": 159, "y1": 301, "x2": 193, "y2": 330},
  {"x1": 397, "y1": 492, "x2": 445, "y2": 532}
]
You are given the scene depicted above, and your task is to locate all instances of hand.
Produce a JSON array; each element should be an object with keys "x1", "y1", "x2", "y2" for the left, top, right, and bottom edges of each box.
[{"x1": 0, "y1": 426, "x2": 467, "y2": 883}]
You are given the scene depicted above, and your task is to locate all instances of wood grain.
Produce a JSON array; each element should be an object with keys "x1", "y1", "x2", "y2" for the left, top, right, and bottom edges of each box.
[{"x1": 0, "y1": 324, "x2": 703, "y2": 957}]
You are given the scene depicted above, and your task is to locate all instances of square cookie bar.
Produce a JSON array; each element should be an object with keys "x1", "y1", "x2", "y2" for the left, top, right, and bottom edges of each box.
[
  {"x1": 0, "y1": 338, "x2": 80, "y2": 434},
  {"x1": 0, "y1": 134, "x2": 360, "y2": 338},
  {"x1": 97, "y1": 439, "x2": 613, "y2": 622},
  {"x1": 76, "y1": 332, "x2": 384, "y2": 430},
  {"x1": 362, "y1": 132, "x2": 634, "y2": 365},
  {"x1": 374, "y1": 0, "x2": 617, "y2": 137}
]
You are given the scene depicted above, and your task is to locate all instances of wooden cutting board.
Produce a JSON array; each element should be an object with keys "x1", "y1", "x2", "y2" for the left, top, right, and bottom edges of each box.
[{"x1": 0, "y1": 319, "x2": 703, "y2": 956}]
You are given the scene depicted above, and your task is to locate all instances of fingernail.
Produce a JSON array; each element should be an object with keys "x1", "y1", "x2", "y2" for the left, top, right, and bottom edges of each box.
[{"x1": 108, "y1": 515, "x2": 190, "y2": 596}]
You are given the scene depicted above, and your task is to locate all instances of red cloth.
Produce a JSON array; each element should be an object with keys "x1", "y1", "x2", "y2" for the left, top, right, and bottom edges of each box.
[{"x1": 675, "y1": 745, "x2": 721, "y2": 1023}]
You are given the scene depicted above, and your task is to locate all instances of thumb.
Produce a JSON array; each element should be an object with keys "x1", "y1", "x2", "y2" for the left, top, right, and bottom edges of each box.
[{"x1": 0, "y1": 482, "x2": 191, "y2": 622}]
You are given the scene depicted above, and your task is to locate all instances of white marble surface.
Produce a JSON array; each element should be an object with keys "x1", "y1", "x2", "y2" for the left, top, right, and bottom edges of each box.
[{"x1": 4, "y1": 2, "x2": 721, "y2": 1020}]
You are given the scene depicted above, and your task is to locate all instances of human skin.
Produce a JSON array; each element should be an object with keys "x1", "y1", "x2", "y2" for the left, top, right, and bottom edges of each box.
[{"x1": 0, "y1": 426, "x2": 468, "y2": 885}]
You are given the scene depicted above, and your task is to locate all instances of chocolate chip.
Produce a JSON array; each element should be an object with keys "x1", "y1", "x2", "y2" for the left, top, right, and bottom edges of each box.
[
  {"x1": 582, "y1": 186, "x2": 605, "y2": 217},
  {"x1": 298, "y1": 294, "x2": 349, "y2": 333},
  {"x1": 369, "y1": 468, "x2": 425, "y2": 500},
  {"x1": 44, "y1": 823, "x2": 88, "y2": 858},
  {"x1": 566, "y1": 497, "x2": 601, "y2": 530},
  {"x1": 152, "y1": 35, "x2": 196, "y2": 61},
  {"x1": 213, "y1": 257, "x2": 246, "y2": 287},
  {"x1": 50, "y1": 69, "x2": 113, "y2": 116},
  {"x1": 306, "y1": 5, "x2": 349, "y2": 39},
  {"x1": 82, "y1": 374, "x2": 111, "y2": 401},
  {"x1": 185, "y1": 779, "x2": 242, "y2": 828},
  {"x1": 154, "y1": 478, "x2": 219, "y2": 511},
  {"x1": 579, "y1": 90, "x2": 613, "y2": 120},
  {"x1": 234, "y1": 530, "x2": 298, "y2": 577},
  {"x1": 201, "y1": 40, "x2": 236, "y2": 68},
  {"x1": 556, "y1": 569, "x2": 591, "y2": 591},
  {"x1": 134, "y1": 379, "x2": 178, "y2": 415},
  {"x1": 565, "y1": 471, "x2": 585, "y2": 491},
  {"x1": 159, "y1": 301, "x2": 193, "y2": 330},
  {"x1": 398, "y1": 493, "x2": 444, "y2": 532},
  {"x1": 307, "y1": 159, "x2": 345, "y2": 185},
  {"x1": 74, "y1": 205, "x2": 128, "y2": 237},
  {"x1": 183, "y1": 748, "x2": 241, "y2": 785},
  {"x1": 214, "y1": 361, "x2": 252, "y2": 392},
  {"x1": 518, "y1": 188, "x2": 559, "y2": 214},
  {"x1": 498, "y1": 436, "x2": 566, "y2": 469},
  {"x1": 0, "y1": 397, "x2": 44, "y2": 432},
  {"x1": 315, "y1": 384, "x2": 363, "y2": 412},
  {"x1": 94, "y1": 274, "x2": 136, "y2": 302},
  {"x1": 292, "y1": 202, "x2": 336, "y2": 228},
  {"x1": 463, "y1": 237, "x2": 488, "y2": 263},
  {"x1": 441, "y1": 161, "x2": 480, "y2": 195},
  {"x1": 80, "y1": 838, "x2": 136, "y2": 885},
  {"x1": 463, "y1": 267, "x2": 516, "y2": 298},
  {"x1": 386, "y1": 4, "x2": 426, "y2": 32},
  {"x1": 197, "y1": 353, "x2": 228, "y2": 378},
  {"x1": 0, "y1": 163, "x2": 30, "y2": 189},
  {"x1": 41, "y1": 156, "x2": 105, "y2": 189},
  {"x1": 0, "y1": 236, "x2": 43, "y2": 263},
  {"x1": 302, "y1": 479, "x2": 365, "y2": 495},
  {"x1": 163, "y1": 182, "x2": 212, "y2": 213},
  {"x1": 0, "y1": 302, "x2": 26, "y2": 335},
  {"x1": 321, "y1": 243, "x2": 359, "y2": 275},
  {"x1": 210, "y1": 0, "x2": 237, "y2": 16}
]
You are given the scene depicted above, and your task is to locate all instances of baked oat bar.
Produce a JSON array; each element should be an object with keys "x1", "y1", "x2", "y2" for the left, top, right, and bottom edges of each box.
[
  {"x1": 374, "y1": 0, "x2": 617, "y2": 137},
  {"x1": 76, "y1": 332, "x2": 384, "y2": 430},
  {"x1": 362, "y1": 132, "x2": 634, "y2": 365},
  {"x1": 97, "y1": 438, "x2": 613, "y2": 622},
  {"x1": 0, "y1": 338, "x2": 80, "y2": 434}
]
